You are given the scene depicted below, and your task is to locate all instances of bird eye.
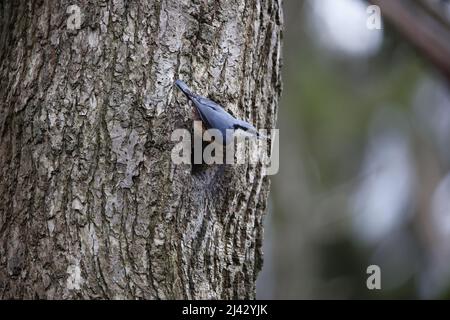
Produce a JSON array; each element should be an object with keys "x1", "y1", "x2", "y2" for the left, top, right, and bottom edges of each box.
[{"x1": 233, "y1": 124, "x2": 249, "y2": 131}]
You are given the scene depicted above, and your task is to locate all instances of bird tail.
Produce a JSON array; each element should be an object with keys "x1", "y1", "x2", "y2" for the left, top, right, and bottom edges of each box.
[{"x1": 175, "y1": 80, "x2": 195, "y2": 99}]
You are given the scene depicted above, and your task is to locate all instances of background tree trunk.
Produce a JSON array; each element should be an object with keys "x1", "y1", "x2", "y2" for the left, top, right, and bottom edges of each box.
[{"x1": 0, "y1": 0, "x2": 282, "y2": 299}]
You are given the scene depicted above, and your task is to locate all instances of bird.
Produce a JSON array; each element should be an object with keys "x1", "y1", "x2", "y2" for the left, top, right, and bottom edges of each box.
[{"x1": 174, "y1": 79, "x2": 264, "y2": 145}]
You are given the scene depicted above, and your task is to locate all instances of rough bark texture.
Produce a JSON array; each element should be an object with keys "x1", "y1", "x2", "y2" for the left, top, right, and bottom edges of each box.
[{"x1": 0, "y1": 0, "x2": 282, "y2": 299}]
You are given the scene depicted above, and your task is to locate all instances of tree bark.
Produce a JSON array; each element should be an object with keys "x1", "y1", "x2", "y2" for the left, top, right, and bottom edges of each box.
[{"x1": 0, "y1": 0, "x2": 282, "y2": 299}]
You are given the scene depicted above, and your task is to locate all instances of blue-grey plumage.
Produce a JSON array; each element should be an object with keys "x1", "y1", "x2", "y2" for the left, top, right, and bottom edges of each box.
[{"x1": 175, "y1": 80, "x2": 263, "y2": 145}]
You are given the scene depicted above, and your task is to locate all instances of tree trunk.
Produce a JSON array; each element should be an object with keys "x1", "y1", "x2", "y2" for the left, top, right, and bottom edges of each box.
[{"x1": 0, "y1": 0, "x2": 282, "y2": 299}]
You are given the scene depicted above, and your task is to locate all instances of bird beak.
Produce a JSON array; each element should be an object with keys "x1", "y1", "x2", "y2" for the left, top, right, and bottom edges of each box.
[{"x1": 257, "y1": 132, "x2": 268, "y2": 140}]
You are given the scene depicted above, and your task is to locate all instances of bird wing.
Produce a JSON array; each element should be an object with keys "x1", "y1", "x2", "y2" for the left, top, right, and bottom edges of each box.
[{"x1": 191, "y1": 97, "x2": 236, "y2": 129}]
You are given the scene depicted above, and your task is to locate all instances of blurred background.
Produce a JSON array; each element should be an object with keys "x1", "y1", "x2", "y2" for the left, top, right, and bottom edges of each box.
[{"x1": 257, "y1": 0, "x2": 450, "y2": 299}]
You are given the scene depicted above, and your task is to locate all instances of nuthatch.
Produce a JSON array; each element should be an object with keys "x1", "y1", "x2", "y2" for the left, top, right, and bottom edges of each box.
[{"x1": 175, "y1": 80, "x2": 264, "y2": 145}]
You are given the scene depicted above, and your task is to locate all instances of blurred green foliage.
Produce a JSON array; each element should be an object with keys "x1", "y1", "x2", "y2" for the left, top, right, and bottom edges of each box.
[{"x1": 257, "y1": 0, "x2": 450, "y2": 299}]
